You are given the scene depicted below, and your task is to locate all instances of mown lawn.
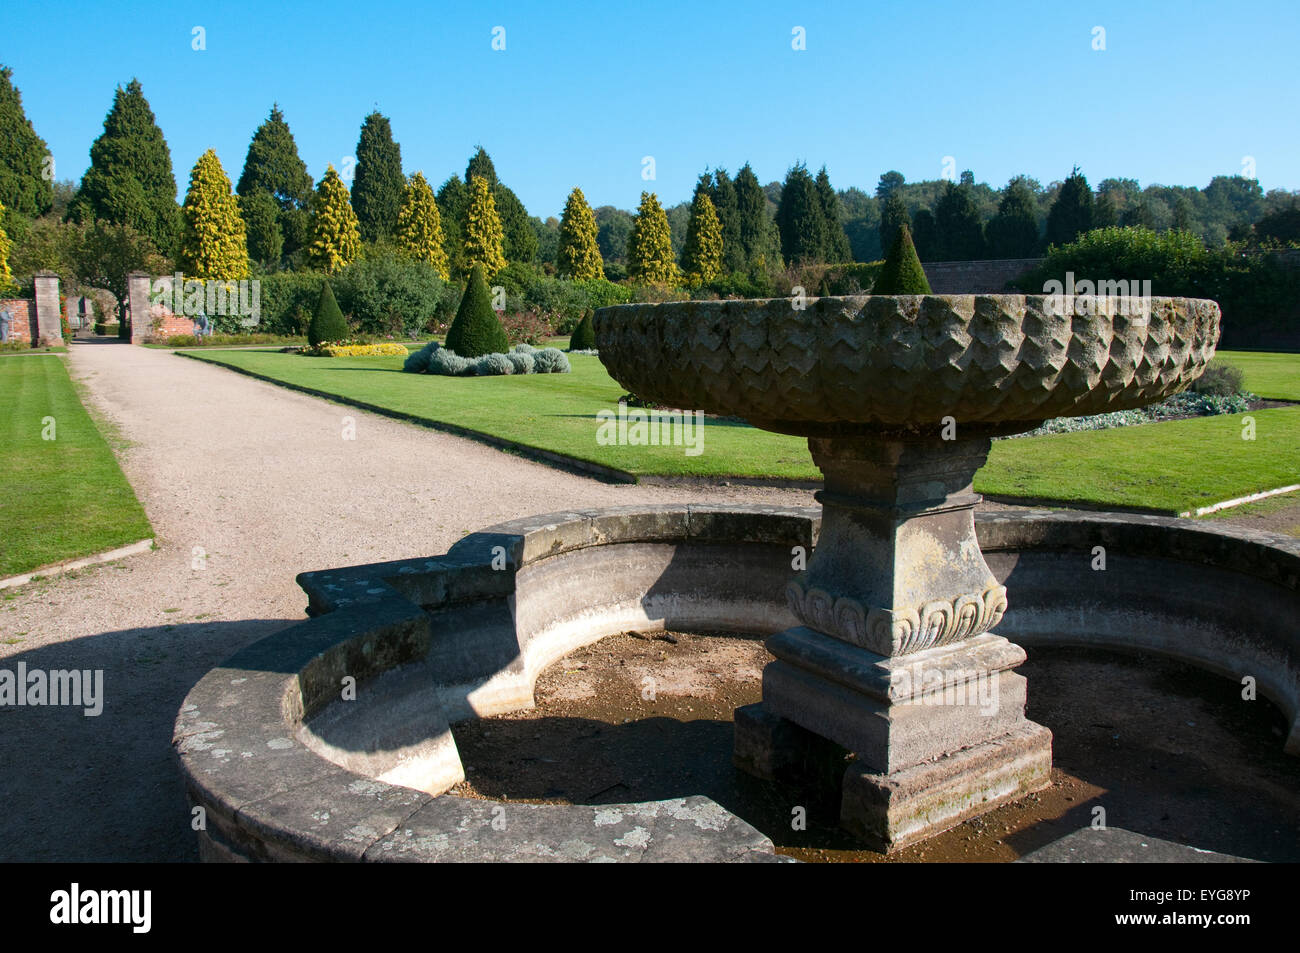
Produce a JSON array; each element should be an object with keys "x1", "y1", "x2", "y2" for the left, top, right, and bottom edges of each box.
[
  {"x1": 977, "y1": 408, "x2": 1299, "y2": 513},
  {"x1": 186, "y1": 349, "x2": 1300, "y2": 514},
  {"x1": 1216, "y1": 350, "x2": 1300, "y2": 400},
  {"x1": 186, "y1": 350, "x2": 819, "y2": 480},
  {"x1": 0, "y1": 356, "x2": 152, "y2": 576}
]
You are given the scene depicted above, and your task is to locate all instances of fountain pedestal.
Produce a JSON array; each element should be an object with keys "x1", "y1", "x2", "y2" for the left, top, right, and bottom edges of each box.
[
  {"x1": 595, "y1": 292, "x2": 1219, "y2": 852},
  {"x1": 734, "y1": 431, "x2": 1051, "y2": 851}
]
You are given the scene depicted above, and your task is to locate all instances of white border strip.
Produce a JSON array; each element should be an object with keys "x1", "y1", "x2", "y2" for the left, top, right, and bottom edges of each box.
[
  {"x1": 0, "y1": 538, "x2": 154, "y2": 591},
  {"x1": 1180, "y1": 485, "x2": 1300, "y2": 518}
]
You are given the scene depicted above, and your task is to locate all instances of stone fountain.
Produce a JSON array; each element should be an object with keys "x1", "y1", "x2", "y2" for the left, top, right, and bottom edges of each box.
[
  {"x1": 173, "y1": 289, "x2": 1300, "y2": 864},
  {"x1": 594, "y1": 293, "x2": 1221, "y2": 850}
]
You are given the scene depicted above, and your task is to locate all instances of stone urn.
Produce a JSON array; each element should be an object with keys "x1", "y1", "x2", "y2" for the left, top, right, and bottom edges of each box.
[{"x1": 595, "y1": 293, "x2": 1220, "y2": 850}]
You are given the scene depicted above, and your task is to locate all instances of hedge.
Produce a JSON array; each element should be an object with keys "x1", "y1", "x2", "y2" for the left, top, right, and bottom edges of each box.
[{"x1": 1014, "y1": 227, "x2": 1300, "y2": 349}]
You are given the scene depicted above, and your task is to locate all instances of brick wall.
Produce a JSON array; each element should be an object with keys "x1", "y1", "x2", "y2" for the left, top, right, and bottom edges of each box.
[
  {"x1": 144, "y1": 304, "x2": 199, "y2": 339},
  {"x1": 0, "y1": 299, "x2": 37, "y2": 344},
  {"x1": 920, "y1": 258, "x2": 1044, "y2": 294}
]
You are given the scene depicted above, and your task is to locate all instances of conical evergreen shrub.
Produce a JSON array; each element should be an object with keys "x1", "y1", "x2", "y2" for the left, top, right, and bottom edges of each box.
[
  {"x1": 180, "y1": 149, "x2": 250, "y2": 279},
  {"x1": 569, "y1": 310, "x2": 596, "y2": 350},
  {"x1": 873, "y1": 223, "x2": 932, "y2": 294},
  {"x1": 308, "y1": 280, "x2": 348, "y2": 345},
  {"x1": 445, "y1": 263, "x2": 508, "y2": 358}
]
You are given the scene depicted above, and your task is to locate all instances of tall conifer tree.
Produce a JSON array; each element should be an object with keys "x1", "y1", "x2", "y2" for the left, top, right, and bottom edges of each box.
[
  {"x1": 878, "y1": 191, "x2": 910, "y2": 264},
  {"x1": 707, "y1": 169, "x2": 744, "y2": 273},
  {"x1": 436, "y1": 175, "x2": 468, "y2": 274},
  {"x1": 463, "y1": 175, "x2": 507, "y2": 277},
  {"x1": 463, "y1": 147, "x2": 536, "y2": 263},
  {"x1": 734, "y1": 162, "x2": 781, "y2": 274},
  {"x1": 307, "y1": 165, "x2": 361, "y2": 274},
  {"x1": 395, "y1": 172, "x2": 449, "y2": 278},
  {"x1": 557, "y1": 187, "x2": 603, "y2": 280},
  {"x1": 240, "y1": 191, "x2": 283, "y2": 267},
  {"x1": 236, "y1": 105, "x2": 313, "y2": 262},
  {"x1": 179, "y1": 149, "x2": 249, "y2": 279},
  {"x1": 67, "y1": 79, "x2": 179, "y2": 255},
  {"x1": 681, "y1": 191, "x2": 723, "y2": 284},
  {"x1": 0, "y1": 67, "x2": 54, "y2": 217},
  {"x1": 627, "y1": 192, "x2": 678, "y2": 284},
  {"x1": 934, "y1": 181, "x2": 986, "y2": 260},
  {"x1": 1046, "y1": 168, "x2": 1095, "y2": 247},
  {"x1": 815, "y1": 166, "x2": 852, "y2": 262},
  {"x1": 775, "y1": 164, "x2": 827, "y2": 265},
  {"x1": 352, "y1": 111, "x2": 404, "y2": 243},
  {"x1": 911, "y1": 208, "x2": 938, "y2": 261},
  {"x1": 985, "y1": 177, "x2": 1040, "y2": 258}
]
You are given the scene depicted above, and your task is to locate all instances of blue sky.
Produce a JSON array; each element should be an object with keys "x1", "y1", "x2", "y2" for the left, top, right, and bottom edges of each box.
[{"x1": 2, "y1": 0, "x2": 1297, "y2": 216}]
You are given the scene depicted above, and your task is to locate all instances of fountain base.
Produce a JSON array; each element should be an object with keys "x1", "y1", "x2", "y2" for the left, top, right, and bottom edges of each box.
[
  {"x1": 735, "y1": 627, "x2": 1052, "y2": 850},
  {"x1": 839, "y1": 722, "x2": 1052, "y2": 852}
]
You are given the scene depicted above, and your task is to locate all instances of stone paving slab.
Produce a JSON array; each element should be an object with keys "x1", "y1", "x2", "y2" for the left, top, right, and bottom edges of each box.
[{"x1": 1017, "y1": 827, "x2": 1259, "y2": 863}]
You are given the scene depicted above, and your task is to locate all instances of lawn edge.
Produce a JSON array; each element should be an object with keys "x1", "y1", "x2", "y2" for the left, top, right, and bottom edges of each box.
[
  {"x1": 0, "y1": 537, "x2": 154, "y2": 591},
  {"x1": 1179, "y1": 484, "x2": 1300, "y2": 518},
  {"x1": 0, "y1": 353, "x2": 155, "y2": 577},
  {"x1": 979, "y1": 494, "x2": 1178, "y2": 516}
]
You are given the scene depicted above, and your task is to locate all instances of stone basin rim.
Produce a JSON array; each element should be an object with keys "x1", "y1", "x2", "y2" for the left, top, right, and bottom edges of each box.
[
  {"x1": 174, "y1": 505, "x2": 1300, "y2": 863},
  {"x1": 596, "y1": 292, "x2": 1211, "y2": 307},
  {"x1": 593, "y1": 294, "x2": 1222, "y2": 431}
]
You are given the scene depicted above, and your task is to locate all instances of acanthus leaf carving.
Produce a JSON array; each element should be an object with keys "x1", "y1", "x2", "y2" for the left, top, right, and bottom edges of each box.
[{"x1": 786, "y1": 579, "x2": 1009, "y2": 656}]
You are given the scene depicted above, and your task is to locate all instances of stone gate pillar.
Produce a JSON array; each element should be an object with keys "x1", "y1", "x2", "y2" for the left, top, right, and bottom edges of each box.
[
  {"x1": 32, "y1": 272, "x2": 63, "y2": 347},
  {"x1": 127, "y1": 271, "x2": 153, "y2": 344}
]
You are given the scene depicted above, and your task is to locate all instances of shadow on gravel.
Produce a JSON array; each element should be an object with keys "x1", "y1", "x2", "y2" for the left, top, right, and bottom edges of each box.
[{"x1": 0, "y1": 618, "x2": 291, "y2": 862}]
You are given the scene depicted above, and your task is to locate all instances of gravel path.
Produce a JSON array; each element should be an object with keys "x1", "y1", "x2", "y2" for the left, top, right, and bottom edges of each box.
[{"x1": 0, "y1": 340, "x2": 813, "y2": 861}]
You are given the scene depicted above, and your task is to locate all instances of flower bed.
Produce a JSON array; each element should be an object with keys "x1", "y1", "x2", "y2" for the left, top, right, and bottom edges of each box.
[
  {"x1": 1003, "y1": 390, "x2": 1259, "y2": 439},
  {"x1": 302, "y1": 340, "x2": 410, "y2": 357}
]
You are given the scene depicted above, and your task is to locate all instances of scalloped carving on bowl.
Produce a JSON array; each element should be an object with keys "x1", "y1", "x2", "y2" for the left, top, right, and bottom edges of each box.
[{"x1": 594, "y1": 295, "x2": 1220, "y2": 436}]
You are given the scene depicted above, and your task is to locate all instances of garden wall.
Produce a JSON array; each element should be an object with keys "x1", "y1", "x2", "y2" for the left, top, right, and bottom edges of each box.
[
  {"x1": 126, "y1": 271, "x2": 198, "y2": 342},
  {"x1": 921, "y1": 258, "x2": 1044, "y2": 294},
  {"x1": 2, "y1": 273, "x2": 64, "y2": 347},
  {"x1": 149, "y1": 308, "x2": 200, "y2": 338},
  {"x1": 0, "y1": 299, "x2": 37, "y2": 343}
]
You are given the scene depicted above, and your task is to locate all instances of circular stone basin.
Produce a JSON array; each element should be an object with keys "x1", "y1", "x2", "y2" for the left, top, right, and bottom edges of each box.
[
  {"x1": 594, "y1": 295, "x2": 1220, "y2": 434},
  {"x1": 173, "y1": 506, "x2": 1300, "y2": 863},
  {"x1": 449, "y1": 633, "x2": 1300, "y2": 863}
]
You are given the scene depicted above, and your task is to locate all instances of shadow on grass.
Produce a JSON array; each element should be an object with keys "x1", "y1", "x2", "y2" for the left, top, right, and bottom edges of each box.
[
  {"x1": 545, "y1": 412, "x2": 758, "y2": 429},
  {"x1": 314, "y1": 366, "x2": 410, "y2": 373}
]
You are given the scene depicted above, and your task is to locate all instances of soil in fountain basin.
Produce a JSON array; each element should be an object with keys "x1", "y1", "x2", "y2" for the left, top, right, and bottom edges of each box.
[{"x1": 449, "y1": 632, "x2": 1300, "y2": 863}]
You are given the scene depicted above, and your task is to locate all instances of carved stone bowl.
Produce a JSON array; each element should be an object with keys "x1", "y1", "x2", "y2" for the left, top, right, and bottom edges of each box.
[{"x1": 594, "y1": 295, "x2": 1221, "y2": 436}]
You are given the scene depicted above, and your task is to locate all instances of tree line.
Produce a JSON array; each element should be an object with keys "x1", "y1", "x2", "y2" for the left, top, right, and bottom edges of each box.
[{"x1": 3, "y1": 66, "x2": 1298, "y2": 309}]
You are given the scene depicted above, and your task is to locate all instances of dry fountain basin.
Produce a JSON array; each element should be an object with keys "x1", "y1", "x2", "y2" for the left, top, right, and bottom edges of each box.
[{"x1": 174, "y1": 294, "x2": 1300, "y2": 861}]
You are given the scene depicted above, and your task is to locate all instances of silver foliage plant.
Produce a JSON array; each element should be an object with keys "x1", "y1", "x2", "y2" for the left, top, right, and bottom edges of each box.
[{"x1": 408, "y1": 340, "x2": 570, "y2": 376}]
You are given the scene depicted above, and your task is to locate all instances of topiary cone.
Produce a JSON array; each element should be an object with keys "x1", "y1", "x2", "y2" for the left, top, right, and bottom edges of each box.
[
  {"x1": 873, "y1": 223, "x2": 932, "y2": 294},
  {"x1": 445, "y1": 263, "x2": 509, "y2": 357},
  {"x1": 569, "y1": 310, "x2": 596, "y2": 350},
  {"x1": 308, "y1": 279, "x2": 349, "y2": 345}
]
